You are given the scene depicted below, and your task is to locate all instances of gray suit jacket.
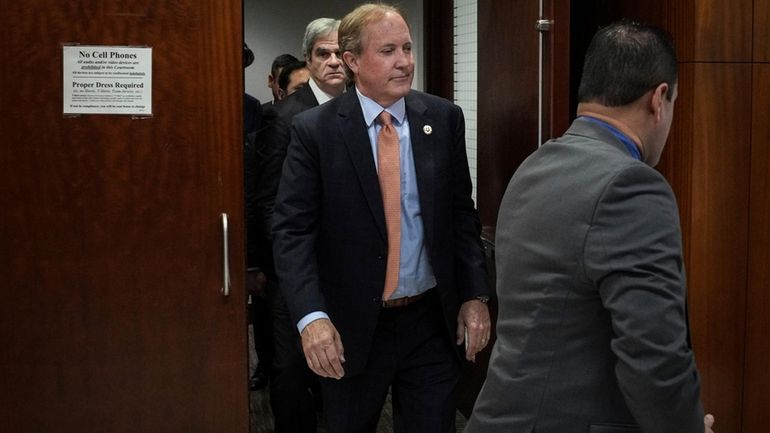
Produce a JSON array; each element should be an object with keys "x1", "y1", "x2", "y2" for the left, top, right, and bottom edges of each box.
[{"x1": 465, "y1": 118, "x2": 704, "y2": 433}]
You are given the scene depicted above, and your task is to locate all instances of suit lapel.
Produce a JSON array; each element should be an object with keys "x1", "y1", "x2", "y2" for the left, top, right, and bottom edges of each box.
[
  {"x1": 337, "y1": 91, "x2": 388, "y2": 242},
  {"x1": 405, "y1": 92, "x2": 436, "y2": 248}
]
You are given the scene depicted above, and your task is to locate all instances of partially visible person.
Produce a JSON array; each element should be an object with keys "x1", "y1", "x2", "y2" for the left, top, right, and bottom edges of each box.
[
  {"x1": 276, "y1": 60, "x2": 310, "y2": 100},
  {"x1": 266, "y1": 53, "x2": 300, "y2": 104},
  {"x1": 251, "y1": 17, "x2": 346, "y2": 433},
  {"x1": 465, "y1": 20, "x2": 715, "y2": 433},
  {"x1": 243, "y1": 43, "x2": 262, "y2": 135},
  {"x1": 244, "y1": 93, "x2": 262, "y2": 135},
  {"x1": 243, "y1": 42, "x2": 272, "y2": 392},
  {"x1": 271, "y1": 4, "x2": 490, "y2": 433}
]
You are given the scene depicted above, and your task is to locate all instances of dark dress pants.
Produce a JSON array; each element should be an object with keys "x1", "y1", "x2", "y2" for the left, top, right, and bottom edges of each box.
[
  {"x1": 320, "y1": 290, "x2": 460, "y2": 433},
  {"x1": 250, "y1": 293, "x2": 273, "y2": 376},
  {"x1": 269, "y1": 280, "x2": 319, "y2": 433}
]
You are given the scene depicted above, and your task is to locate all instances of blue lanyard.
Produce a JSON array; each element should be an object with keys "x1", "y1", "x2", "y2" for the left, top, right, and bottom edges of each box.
[{"x1": 578, "y1": 116, "x2": 642, "y2": 161}]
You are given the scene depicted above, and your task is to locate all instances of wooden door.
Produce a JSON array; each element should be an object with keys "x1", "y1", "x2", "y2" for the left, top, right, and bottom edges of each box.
[
  {"x1": 476, "y1": 0, "x2": 570, "y2": 229},
  {"x1": 0, "y1": 1, "x2": 248, "y2": 432}
]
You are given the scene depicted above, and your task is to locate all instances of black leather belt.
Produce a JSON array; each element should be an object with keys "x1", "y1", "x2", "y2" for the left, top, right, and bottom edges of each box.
[{"x1": 381, "y1": 290, "x2": 429, "y2": 308}]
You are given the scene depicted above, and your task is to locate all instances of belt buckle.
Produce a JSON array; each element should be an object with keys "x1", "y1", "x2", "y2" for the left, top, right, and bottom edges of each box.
[{"x1": 382, "y1": 296, "x2": 404, "y2": 308}]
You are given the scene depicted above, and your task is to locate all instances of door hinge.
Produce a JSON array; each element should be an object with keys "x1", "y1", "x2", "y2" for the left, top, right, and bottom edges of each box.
[{"x1": 536, "y1": 19, "x2": 554, "y2": 32}]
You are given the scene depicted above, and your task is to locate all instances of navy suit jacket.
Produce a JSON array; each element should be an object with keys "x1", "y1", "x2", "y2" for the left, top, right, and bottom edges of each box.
[
  {"x1": 243, "y1": 93, "x2": 262, "y2": 136},
  {"x1": 271, "y1": 83, "x2": 318, "y2": 121},
  {"x1": 247, "y1": 84, "x2": 319, "y2": 276},
  {"x1": 272, "y1": 89, "x2": 489, "y2": 376}
]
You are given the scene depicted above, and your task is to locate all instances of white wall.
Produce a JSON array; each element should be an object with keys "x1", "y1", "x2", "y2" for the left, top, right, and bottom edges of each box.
[{"x1": 245, "y1": 0, "x2": 424, "y2": 103}]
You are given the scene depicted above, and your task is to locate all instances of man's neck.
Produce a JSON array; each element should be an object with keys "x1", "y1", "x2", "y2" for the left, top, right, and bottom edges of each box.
[
  {"x1": 577, "y1": 102, "x2": 645, "y2": 157},
  {"x1": 309, "y1": 78, "x2": 343, "y2": 105}
]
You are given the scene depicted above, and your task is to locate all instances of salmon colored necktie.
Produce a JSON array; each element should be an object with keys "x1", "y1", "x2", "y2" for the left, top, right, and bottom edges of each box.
[{"x1": 377, "y1": 111, "x2": 401, "y2": 300}]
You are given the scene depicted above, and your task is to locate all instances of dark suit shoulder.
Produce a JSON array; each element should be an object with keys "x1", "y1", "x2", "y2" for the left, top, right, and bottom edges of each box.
[
  {"x1": 255, "y1": 103, "x2": 279, "y2": 134},
  {"x1": 274, "y1": 84, "x2": 319, "y2": 120},
  {"x1": 292, "y1": 89, "x2": 354, "y2": 126},
  {"x1": 244, "y1": 93, "x2": 263, "y2": 135}
]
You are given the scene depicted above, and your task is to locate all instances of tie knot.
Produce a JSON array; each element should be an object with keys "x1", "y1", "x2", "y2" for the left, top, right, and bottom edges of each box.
[{"x1": 378, "y1": 111, "x2": 392, "y2": 126}]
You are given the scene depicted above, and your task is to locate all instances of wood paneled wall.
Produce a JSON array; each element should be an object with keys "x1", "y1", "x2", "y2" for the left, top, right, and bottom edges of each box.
[
  {"x1": 663, "y1": 1, "x2": 769, "y2": 432},
  {"x1": 686, "y1": 63, "x2": 751, "y2": 433},
  {"x1": 744, "y1": 64, "x2": 770, "y2": 433},
  {"x1": 690, "y1": 1, "x2": 752, "y2": 61},
  {"x1": 745, "y1": 4, "x2": 770, "y2": 423},
  {"x1": 756, "y1": 0, "x2": 770, "y2": 62},
  {"x1": 668, "y1": 2, "x2": 769, "y2": 432}
]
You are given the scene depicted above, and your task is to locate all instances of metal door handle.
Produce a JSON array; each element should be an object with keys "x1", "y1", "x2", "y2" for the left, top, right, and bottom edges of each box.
[{"x1": 221, "y1": 213, "x2": 231, "y2": 297}]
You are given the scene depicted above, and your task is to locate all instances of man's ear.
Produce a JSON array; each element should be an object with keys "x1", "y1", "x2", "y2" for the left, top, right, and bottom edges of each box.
[
  {"x1": 267, "y1": 74, "x2": 275, "y2": 88},
  {"x1": 650, "y1": 82, "x2": 669, "y2": 121},
  {"x1": 343, "y1": 51, "x2": 358, "y2": 75}
]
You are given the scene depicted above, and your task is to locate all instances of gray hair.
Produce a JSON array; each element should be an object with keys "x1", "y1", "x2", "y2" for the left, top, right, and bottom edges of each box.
[{"x1": 302, "y1": 18, "x2": 341, "y2": 59}]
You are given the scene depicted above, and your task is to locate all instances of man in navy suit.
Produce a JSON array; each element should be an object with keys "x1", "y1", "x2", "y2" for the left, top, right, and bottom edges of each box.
[
  {"x1": 250, "y1": 16, "x2": 346, "y2": 433},
  {"x1": 272, "y1": 4, "x2": 491, "y2": 433}
]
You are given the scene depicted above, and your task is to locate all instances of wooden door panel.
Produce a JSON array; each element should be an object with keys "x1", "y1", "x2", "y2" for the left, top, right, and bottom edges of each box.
[
  {"x1": 477, "y1": 0, "x2": 540, "y2": 227},
  {"x1": 658, "y1": 63, "x2": 694, "y2": 267},
  {"x1": 757, "y1": 0, "x2": 770, "y2": 61},
  {"x1": 0, "y1": 1, "x2": 247, "y2": 432},
  {"x1": 691, "y1": 0, "x2": 752, "y2": 62},
  {"x1": 744, "y1": 64, "x2": 770, "y2": 433},
  {"x1": 687, "y1": 63, "x2": 752, "y2": 433}
]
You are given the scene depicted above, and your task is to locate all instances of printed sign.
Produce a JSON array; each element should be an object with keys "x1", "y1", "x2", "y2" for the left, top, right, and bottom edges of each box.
[{"x1": 63, "y1": 45, "x2": 152, "y2": 115}]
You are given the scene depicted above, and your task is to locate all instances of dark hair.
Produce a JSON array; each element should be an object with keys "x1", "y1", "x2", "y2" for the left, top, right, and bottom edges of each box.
[
  {"x1": 243, "y1": 44, "x2": 255, "y2": 68},
  {"x1": 578, "y1": 19, "x2": 677, "y2": 106},
  {"x1": 278, "y1": 60, "x2": 308, "y2": 92},
  {"x1": 270, "y1": 53, "x2": 300, "y2": 76}
]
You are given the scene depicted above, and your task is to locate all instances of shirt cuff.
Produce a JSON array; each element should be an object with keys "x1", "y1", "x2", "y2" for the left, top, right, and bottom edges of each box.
[{"x1": 297, "y1": 311, "x2": 330, "y2": 333}]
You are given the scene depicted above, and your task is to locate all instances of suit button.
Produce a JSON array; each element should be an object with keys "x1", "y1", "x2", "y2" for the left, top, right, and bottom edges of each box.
[
  {"x1": 372, "y1": 297, "x2": 381, "y2": 303},
  {"x1": 377, "y1": 255, "x2": 383, "y2": 260}
]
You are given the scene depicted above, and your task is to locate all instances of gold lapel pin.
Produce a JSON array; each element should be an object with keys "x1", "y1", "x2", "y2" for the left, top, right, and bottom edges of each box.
[{"x1": 423, "y1": 125, "x2": 432, "y2": 135}]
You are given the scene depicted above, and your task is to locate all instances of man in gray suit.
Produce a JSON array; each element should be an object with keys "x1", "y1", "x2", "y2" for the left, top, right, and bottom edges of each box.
[{"x1": 465, "y1": 20, "x2": 715, "y2": 433}]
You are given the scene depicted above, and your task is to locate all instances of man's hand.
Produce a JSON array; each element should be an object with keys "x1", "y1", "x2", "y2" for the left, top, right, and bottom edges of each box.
[
  {"x1": 456, "y1": 299, "x2": 491, "y2": 362},
  {"x1": 300, "y1": 318, "x2": 346, "y2": 379},
  {"x1": 704, "y1": 413, "x2": 715, "y2": 433}
]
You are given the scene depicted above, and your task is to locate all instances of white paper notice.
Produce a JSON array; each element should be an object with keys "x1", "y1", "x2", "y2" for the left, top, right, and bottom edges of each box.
[{"x1": 63, "y1": 46, "x2": 152, "y2": 115}]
